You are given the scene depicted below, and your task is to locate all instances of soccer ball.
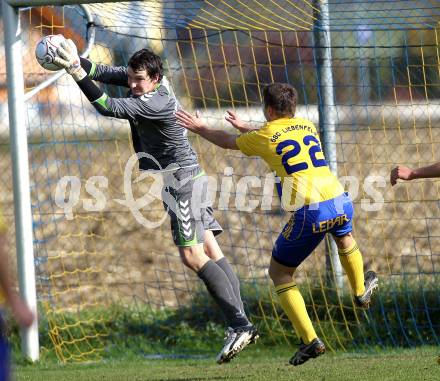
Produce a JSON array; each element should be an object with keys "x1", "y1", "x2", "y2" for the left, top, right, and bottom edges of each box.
[{"x1": 35, "y1": 34, "x2": 65, "y2": 71}]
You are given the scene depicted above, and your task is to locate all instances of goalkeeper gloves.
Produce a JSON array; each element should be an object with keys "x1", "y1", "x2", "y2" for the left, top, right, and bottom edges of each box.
[{"x1": 53, "y1": 39, "x2": 87, "y2": 82}]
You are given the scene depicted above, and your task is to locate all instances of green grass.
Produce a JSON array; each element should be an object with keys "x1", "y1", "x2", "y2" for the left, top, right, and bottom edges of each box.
[
  {"x1": 15, "y1": 346, "x2": 439, "y2": 381},
  {"x1": 6, "y1": 281, "x2": 440, "y2": 365},
  {"x1": 8, "y1": 285, "x2": 440, "y2": 380}
]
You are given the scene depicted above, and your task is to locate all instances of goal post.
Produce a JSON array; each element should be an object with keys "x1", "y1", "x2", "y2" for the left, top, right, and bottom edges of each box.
[
  {"x1": 312, "y1": 0, "x2": 342, "y2": 289},
  {"x1": 4, "y1": 0, "x2": 100, "y2": 361},
  {"x1": 3, "y1": 0, "x2": 39, "y2": 362}
]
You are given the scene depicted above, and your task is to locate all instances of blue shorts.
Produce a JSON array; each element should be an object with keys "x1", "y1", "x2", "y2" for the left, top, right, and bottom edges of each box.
[
  {"x1": 0, "y1": 314, "x2": 10, "y2": 381},
  {"x1": 272, "y1": 192, "x2": 354, "y2": 268}
]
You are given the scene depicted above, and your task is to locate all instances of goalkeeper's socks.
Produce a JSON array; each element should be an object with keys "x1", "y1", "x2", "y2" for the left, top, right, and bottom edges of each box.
[
  {"x1": 215, "y1": 257, "x2": 245, "y2": 314},
  {"x1": 198, "y1": 260, "x2": 249, "y2": 327},
  {"x1": 275, "y1": 282, "x2": 317, "y2": 345},
  {"x1": 338, "y1": 241, "x2": 365, "y2": 296}
]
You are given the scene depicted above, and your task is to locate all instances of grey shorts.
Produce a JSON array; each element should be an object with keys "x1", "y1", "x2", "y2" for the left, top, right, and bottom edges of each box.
[{"x1": 161, "y1": 166, "x2": 222, "y2": 246}]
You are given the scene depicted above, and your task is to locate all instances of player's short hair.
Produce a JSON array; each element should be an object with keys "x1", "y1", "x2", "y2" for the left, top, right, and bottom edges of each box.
[
  {"x1": 263, "y1": 83, "x2": 297, "y2": 117},
  {"x1": 128, "y1": 49, "x2": 164, "y2": 81}
]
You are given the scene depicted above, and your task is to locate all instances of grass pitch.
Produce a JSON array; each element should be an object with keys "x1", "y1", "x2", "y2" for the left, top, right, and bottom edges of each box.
[{"x1": 16, "y1": 346, "x2": 439, "y2": 381}]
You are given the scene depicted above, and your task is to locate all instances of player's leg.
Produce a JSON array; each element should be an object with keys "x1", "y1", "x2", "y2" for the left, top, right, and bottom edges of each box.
[
  {"x1": 269, "y1": 256, "x2": 325, "y2": 366},
  {"x1": 165, "y1": 167, "x2": 253, "y2": 363},
  {"x1": 177, "y1": 240, "x2": 249, "y2": 329},
  {"x1": 270, "y1": 211, "x2": 326, "y2": 366},
  {"x1": 332, "y1": 233, "x2": 378, "y2": 308},
  {"x1": 167, "y1": 196, "x2": 248, "y2": 329},
  {"x1": 269, "y1": 257, "x2": 318, "y2": 344},
  {"x1": 330, "y1": 193, "x2": 378, "y2": 308},
  {"x1": 203, "y1": 229, "x2": 258, "y2": 362},
  {"x1": 199, "y1": 188, "x2": 257, "y2": 362},
  {"x1": 332, "y1": 233, "x2": 365, "y2": 296},
  {"x1": 203, "y1": 229, "x2": 244, "y2": 313}
]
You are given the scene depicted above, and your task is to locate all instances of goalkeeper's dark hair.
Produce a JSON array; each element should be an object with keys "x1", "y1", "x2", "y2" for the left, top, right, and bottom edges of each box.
[
  {"x1": 128, "y1": 49, "x2": 163, "y2": 81},
  {"x1": 263, "y1": 83, "x2": 297, "y2": 117}
]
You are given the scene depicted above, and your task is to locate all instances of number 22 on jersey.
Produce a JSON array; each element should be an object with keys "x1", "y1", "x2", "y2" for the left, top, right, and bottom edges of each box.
[{"x1": 276, "y1": 135, "x2": 327, "y2": 174}]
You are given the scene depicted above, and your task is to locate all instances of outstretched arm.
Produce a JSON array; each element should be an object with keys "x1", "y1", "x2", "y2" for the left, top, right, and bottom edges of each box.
[
  {"x1": 80, "y1": 57, "x2": 129, "y2": 87},
  {"x1": 225, "y1": 110, "x2": 259, "y2": 133},
  {"x1": 176, "y1": 110, "x2": 239, "y2": 150},
  {"x1": 54, "y1": 40, "x2": 157, "y2": 120},
  {"x1": 390, "y1": 162, "x2": 440, "y2": 186}
]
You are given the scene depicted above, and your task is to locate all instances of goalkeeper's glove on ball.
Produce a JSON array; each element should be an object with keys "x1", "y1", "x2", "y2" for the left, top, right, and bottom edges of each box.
[{"x1": 54, "y1": 39, "x2": 87, "y2": 82}]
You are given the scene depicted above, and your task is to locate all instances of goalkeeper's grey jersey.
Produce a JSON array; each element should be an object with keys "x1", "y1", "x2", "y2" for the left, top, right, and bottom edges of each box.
[{"x1": 90, "y1": 64, "x2": 198, "y2": 171}]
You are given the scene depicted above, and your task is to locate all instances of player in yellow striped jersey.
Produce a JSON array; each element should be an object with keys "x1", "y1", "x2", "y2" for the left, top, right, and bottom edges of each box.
[
  {"x1": 0, "y1": 207, "x2": 34, "y2": 379},
  {"x1": 176, "y1": 83, "x2": 378, "y2": 366}
]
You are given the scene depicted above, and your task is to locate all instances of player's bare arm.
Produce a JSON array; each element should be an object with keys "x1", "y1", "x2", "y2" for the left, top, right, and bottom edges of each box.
[
  {"x1": 176, "y1": 110, "x2": 239, "y2": 150},
  {"x1": 225, "y1": 110, "x2": 258, "y2": 133},
  {"x1": 0, "y1": 234, "x2": 34, "y2": 328},
  {"x1": 390, "y1": 162, "x2": 440, "y2": 186}
]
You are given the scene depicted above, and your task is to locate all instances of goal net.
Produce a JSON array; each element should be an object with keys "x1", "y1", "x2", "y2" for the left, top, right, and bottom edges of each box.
[{"x1": 2, "y1": 0, "x2": 439, "y2": 361}]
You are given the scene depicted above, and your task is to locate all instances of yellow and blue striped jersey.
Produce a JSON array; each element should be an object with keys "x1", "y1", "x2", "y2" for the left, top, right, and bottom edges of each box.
[{"x1": 236, "y1": 116, "x2": 344, "y2": 209}]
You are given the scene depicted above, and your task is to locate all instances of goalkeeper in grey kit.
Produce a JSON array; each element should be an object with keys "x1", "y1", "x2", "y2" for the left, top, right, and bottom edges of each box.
[{"x1": 52, "y1": 38, "x2": 257, "y2": 363}]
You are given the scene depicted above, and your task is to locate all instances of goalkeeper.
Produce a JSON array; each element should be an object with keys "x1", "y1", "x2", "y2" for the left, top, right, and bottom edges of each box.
[
  {"x1": 176, "y1": 83, "x2": 379, "y2": 366},
  {"x1": 51, "y1": 39, "x2": 257, "y2": 364}
]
